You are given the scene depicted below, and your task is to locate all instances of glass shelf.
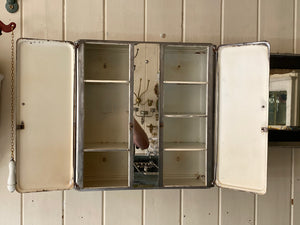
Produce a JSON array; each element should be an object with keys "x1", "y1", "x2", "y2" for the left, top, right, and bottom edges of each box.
[
  {"x1": 164, "y1": 113, "x2": 207, "y2": 118},
  {"x1": 84, "y1": 142, "x2": 129, "y2": 152},
  {"x1": 163, "y1": 81, "x2": 207, "y2": 85},
  {"x1": 84, "y1": 80, "x2": 129, "y2": 84}
]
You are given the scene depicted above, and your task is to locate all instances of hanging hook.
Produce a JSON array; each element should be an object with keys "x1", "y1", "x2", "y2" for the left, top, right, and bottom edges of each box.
[
  {"x1": 6, "y1": 0, "x2": 19, "y2": 13},
  {"x1": 0, "y1": 20, "x2": 16, "y2": 36}
]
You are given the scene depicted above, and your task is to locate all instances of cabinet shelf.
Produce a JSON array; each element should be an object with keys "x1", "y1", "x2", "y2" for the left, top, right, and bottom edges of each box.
[
  {"x1": 163, "y1": 178, "x2": 206, "y2": 187},
  {"x1": 84, "y1": 80, "x2": 129, "y2": 84},
  {"x1": 163, "y1": 81, "x2": 207, "y2": 85},
  {"x1": 164, "y1": 113, "x2": 207, "y2": 118},
  {"x1": 164, "y1": 142, "x2": 206, "y2": 151},
  {"x1": 84, "y1": 142, "x2": 128, "y2": 152}
]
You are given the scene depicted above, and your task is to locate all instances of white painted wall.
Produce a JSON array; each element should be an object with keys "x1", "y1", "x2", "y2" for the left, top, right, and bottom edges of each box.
[{"x1": 0, "y1": 0, "x2": 299, "y2": 224}]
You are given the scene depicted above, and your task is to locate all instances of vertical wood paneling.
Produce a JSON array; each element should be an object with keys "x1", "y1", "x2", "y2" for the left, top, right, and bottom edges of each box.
[
  {"x1": 146, "y1": 0, "x2": 182, "y2": 42},
  {"x1": 23, "y1": 192, "x2": 63, "y2": 225},
  {"x1": 182, "y1": 188, "x2": 218, "y2": 225},
  {"x1": 223, "y1": 0, "x2": 257, "y2": 44},
  {"x1": 64, "y1": 190, "x2": 102, "y2": 225},
  {"x1": 23, "y1": 0, "x2": 63, "y2": 39},
  {"x1": 144, "y1": 190, "x2": 180, "y2": 225},
  {"x1": 65, "y1": 0, "x2": 103, "y2": 41},
  {"x1": 0, "y1": 1, "x2": 299, "y2": 225},
  {"x1": 22, "y1": 2, "x2": 64, "y2": 224},
  {"x1": 105, "y1": 0, "x2": 144, "y2": 41},
  {"x1": 297, "y1": 0, "x2": 300, "y2": 53},
  {"x1": 185, "y1": 0, "x2": 221, "y2": 44},
  {"x1": 257, "y1": 147, "x2": 292, "y2": 225},
  {"x1": 221, "y1": 189, "x2": 254, "y2": 225},
  {"x1": 0, "y1": 4, "x2": 21, "y2": 225},
  {"x1": 0, "y1": 186, "x2": 21, "y2": 225},
  {"x1": 104, "y1": 190, "x2": 142, "y2": 225},
  {"x1": 293, "y1": 148, "x2": 300, "y2": 224},
  {"x1": 260, "y1": 0, "x2": 294, "y2": 53}
]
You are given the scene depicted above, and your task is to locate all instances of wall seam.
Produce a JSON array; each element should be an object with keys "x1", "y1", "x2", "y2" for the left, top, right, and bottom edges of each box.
[
  {"x1": 62, "y1": 191, "x2": 65, "y2": 225},
  {"x1": 182, "y1": 0, "x2": 186, "y2": 42},
  {"x1": 291, "y1": 149, "x2": 295, "y2": 225},
  {"x1": 20, "y1": 0, "x2": 23, "y2": 38},
  {"x1": 102, "y1": 191, "x2": 105, "y2": 225},
  {"x1": 142, "y1": 190, "x2": 145, "y2": 225},
  {"x1": 220, "y1": 0, "x2": 224, "y2": 44},
  {"x1": 144, "y1": 0, "x2": 148, "y2": 41},
  {"x1": 254, "y1": 194, "x2": 258, "y2": 225},
  {"x1": 218, "y1": 188, "x2": 222, "y2": 225},
  {"x1": 21, "y1": 194, "x2": 23, "y2": 225},
  {"x1": 103, "y1": 0, "x2": 107, "y2": 40},
  {"x1": 294, "y1": 0, "x2": 297, "y2": 53},
  {"x1": 62, "y1": 0, "x2": 66, "y2": 41},
  {"x1": 179, "y1": 190, "x2": 183, "y2": 225},
  {"x1": 257, "y1": 0, "x2": 261, "y2": 41}
]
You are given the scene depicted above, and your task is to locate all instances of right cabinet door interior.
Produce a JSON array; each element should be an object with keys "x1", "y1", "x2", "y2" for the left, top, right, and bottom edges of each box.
[{"x1": 216, "y1": 43, "x2": 270, "y2": 194}]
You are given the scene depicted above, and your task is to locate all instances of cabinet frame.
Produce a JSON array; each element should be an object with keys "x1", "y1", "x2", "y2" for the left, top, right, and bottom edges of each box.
[{"x1": 16, "y1": 39, "x2": 269, "y2": 193}]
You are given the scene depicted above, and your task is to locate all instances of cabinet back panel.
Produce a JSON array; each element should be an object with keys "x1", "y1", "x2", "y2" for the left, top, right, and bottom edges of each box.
[
  {"x1": 83, "y1": 152, "x2": 128, "y2": 188},
  {"x1": 163, "y1": 117, "x2": 206, "y2": 143},
  {"x1": 164, "y1": 46, "x2": 208, "y2": 82},
  {"x1": 84, "y1": 44, "x2": 129, "y2": 80},
  {"x1": 163, "y1": 151, "x2": 206, "y2": 186},
  {"x1": 164, "y1": 84, "x2": 207, "y2": 114},
  {"x1": 84, "y1": 83, "x2": 129, "y2": 144}
]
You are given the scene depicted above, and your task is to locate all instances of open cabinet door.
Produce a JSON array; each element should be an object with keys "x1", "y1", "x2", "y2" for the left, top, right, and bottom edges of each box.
[
  {"x1": 216, "y1": 42, "x2": 269, "y2": 194},
  {"x1": 16, "y1": 39, "x2": 75, "y2": 193}
]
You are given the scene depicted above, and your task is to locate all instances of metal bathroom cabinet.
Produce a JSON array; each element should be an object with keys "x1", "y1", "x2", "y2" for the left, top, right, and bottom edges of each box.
[{"x1": 16, "y1": 39, "x2": 270, "y2": 194}]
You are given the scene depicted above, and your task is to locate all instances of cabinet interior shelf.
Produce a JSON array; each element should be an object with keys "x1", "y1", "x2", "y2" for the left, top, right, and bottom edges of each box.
[
  {"x1": 164, "y1": 113, "x2": 207, "y2": 118},
  {"x1": 164, "y1": 142, "x2": 206, "y2": 151},
  {"x1": 163, "y1": 81, "x2": 207, "y2": 85},
  {"x1": 84, "y1": 142, "x2": 129, "y2": 152},
  {"x1": 163, "y1": 178, "x2": 206, "y2": 187},
  {"x1": 84, "y1": 80, "x2": 129, "y2": 84}
]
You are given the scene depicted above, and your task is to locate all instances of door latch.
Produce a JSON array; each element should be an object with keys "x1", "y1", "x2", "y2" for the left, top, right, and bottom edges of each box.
[
  {"x1": 17, "y1": 121, "x2": 25, "y2": 130},
  {"x1": 261, "y1": 127, "x2": 268, "y2": 132}
]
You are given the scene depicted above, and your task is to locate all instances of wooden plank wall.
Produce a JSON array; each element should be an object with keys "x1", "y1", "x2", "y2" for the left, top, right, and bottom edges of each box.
[{"x1": 0, "y1": 0, "x2": 299, "y2": 224}]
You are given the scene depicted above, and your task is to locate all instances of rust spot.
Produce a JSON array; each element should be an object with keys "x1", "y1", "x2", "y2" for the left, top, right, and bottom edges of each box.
[
  {"x1": 291, "y1": 199, "x2": 294, "y2": 205},
  {"x1": 177, "y1": 65, "x2": 181, "y2": 69},
  {"x1": 102, "y1": 157, "x2": 107, "y2": 162}
]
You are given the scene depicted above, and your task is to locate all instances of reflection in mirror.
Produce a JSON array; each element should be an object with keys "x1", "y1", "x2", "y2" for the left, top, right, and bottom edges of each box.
[
  {"x1": 133, "y1": 44, "x2": 160, "y2": 187},
  {"x1": 269, "y1": 70, "x2": 300, "y2": 127}
]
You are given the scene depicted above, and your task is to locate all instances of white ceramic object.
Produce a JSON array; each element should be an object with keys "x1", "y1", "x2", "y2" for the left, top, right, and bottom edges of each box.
[{"x1": 7, "y1": 159, "x2": 16, "y2": 192}]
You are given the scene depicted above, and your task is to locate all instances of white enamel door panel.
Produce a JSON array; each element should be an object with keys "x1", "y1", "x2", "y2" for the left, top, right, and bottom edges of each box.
[
  {"x1": 216, "y1": 43, "x2": 269, "y2": 194},
  {"x1": 16, "y1": 39, "x2": 75, "y2": 192}
]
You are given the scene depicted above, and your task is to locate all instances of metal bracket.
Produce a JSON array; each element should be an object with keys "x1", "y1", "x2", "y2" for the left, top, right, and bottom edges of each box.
[
  {"x1": 17, "y1": 121, "x2": 25, "y2": 130},
  {"x1": 0, "y1": 20, "x2": 16, "y2": 36},
  {"x1": 6, "y1": 0, "x2": 19, "y2": 13},
  {"x1": 261, "y1": 127, "x2": 268, "y2": 132}
]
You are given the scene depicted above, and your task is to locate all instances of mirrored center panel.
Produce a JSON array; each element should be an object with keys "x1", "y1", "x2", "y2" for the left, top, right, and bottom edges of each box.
[{"x1": 76, "y1": 41, "x2": 214, "y2": 190}]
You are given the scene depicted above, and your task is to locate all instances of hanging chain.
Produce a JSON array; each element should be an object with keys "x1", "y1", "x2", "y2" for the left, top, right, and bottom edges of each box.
[{"x1": 10, "y1": 29, "x2": 15, "y2": 161}]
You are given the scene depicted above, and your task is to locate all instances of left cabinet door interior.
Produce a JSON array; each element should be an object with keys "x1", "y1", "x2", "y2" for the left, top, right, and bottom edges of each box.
[{"x1": 16, "y1": 39, "x2": 75, "y2": 193}]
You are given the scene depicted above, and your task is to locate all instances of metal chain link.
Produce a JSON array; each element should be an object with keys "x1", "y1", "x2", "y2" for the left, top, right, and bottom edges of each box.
[{"x1": 10, "y1": 30, "x2": 15, "y2": 160}]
